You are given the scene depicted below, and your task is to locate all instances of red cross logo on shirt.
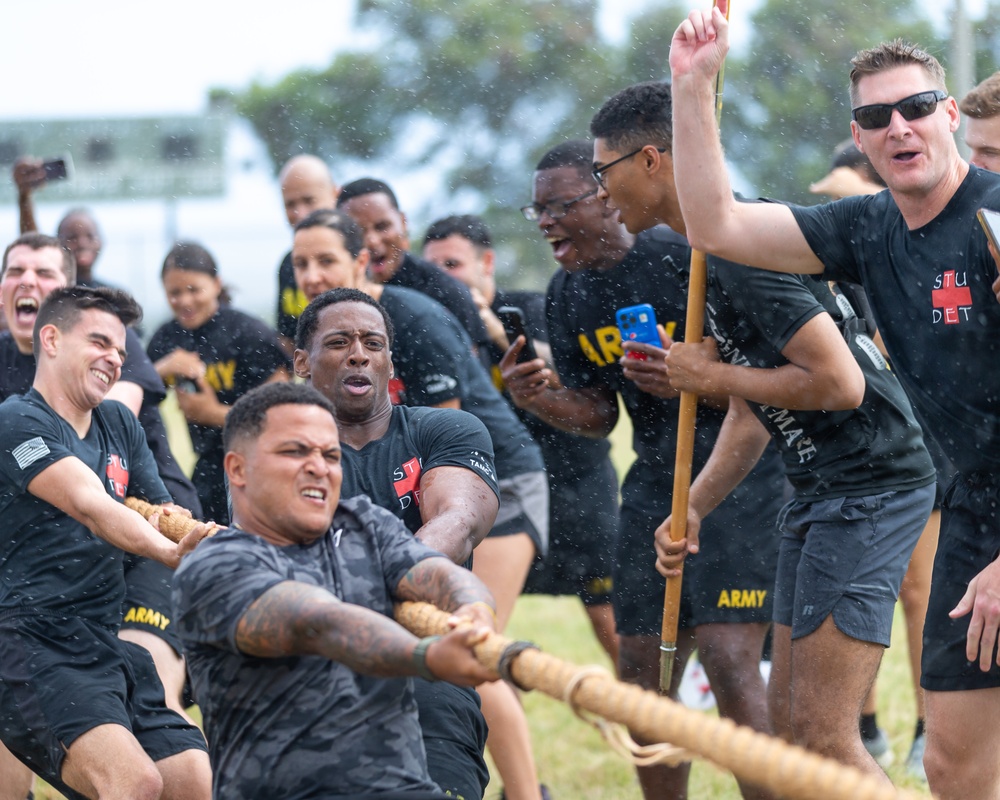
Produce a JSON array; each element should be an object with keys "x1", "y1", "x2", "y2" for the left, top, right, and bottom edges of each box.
[
  {"x1": 106, "y1": 454, "x2": 129, "y2": 499},
  {"x1": 932, "y1": 270, "x2": 972, "y2": 325},
  {"x1": 393, "y1": 457, "x2": 422, "y2": 505}
]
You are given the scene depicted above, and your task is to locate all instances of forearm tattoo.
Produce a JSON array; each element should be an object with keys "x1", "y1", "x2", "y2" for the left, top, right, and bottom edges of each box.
[{"x1": 395, "y1": 558, "x2": 492, "y2": 611}]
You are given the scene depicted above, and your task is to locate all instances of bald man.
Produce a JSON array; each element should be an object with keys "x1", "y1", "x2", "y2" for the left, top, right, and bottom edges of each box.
[{"x1": 275, "y1": 155, "x2": 340, "y2": 349}]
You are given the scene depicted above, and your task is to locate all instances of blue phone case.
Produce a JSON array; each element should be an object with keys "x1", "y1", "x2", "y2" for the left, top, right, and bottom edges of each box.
[{"x1": 616, "y1": 304, "x2": 659, "y2": 359}]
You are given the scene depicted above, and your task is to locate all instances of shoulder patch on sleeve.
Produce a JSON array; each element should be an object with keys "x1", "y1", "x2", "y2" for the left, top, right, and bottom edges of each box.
[{"x1": 12, "y1": 436, "x2": 50, "y2": 470}]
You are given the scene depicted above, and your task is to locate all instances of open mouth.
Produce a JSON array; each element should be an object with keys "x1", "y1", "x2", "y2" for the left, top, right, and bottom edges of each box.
[
  {"x1": 14, "y1": 297, "x2": 38, "y2": 324},
  {"x1": 545, "y1": 235, "x2": 572, "y2": 261},
  {"x1": 343, "y1": 374, "x2": 372, "y2": 395},
  {"x1": 892, "y1": 151, "x2": 919, "y2": 163},
  {"x1": 90, "y1": 369, "x2": 110, "y2": 386},
  {"x1": 301, "y1": 487, "x2": 327, "y2": 502}
]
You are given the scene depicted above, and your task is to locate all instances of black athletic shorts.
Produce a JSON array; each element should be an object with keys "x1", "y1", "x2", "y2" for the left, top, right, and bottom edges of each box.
[
  {"x1": 523, "y1": 459, "x2": 618, "y2": 605},
  {"x1": 414, "y1": 680, "x2": 489, "y2": 800},
  {"x1": 613, "y1": 459, "x2": 782, "y2": 636},
  {"x1": 0, "y1": 614, "x2": 206, "y2": 796},
  {"x1": 122, "y1": 554, "x2": 182, "y2": 655},
  {"x1": 774, "y1": 485, "x2": 934, "y2": 646},
  {"x1": 922, "y1": 472, "x2": 1000, "y2": 692}
]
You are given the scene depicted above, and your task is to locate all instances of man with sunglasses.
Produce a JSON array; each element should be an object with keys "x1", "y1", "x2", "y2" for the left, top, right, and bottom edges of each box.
[
  {"x1": 502, "y1": 139, "x2": 785, "y2": 800},
  {"x1": 669, "y1": 6, "x2": 1000, "y2": 798}
]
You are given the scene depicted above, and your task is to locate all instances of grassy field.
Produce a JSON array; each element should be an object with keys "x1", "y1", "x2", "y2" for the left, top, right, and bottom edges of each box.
[{"x1": 33, "y1": 397, "x2": 933, "y2": 799}]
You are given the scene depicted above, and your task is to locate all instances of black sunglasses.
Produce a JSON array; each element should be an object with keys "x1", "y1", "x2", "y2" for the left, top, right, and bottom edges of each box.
[{"x1": 851, "y1": 90, "x2": 948, "y2": 131}]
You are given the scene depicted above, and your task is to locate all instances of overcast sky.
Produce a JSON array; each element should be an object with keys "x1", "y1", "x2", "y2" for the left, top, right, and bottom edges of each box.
[
  {"x1": 0, "y1": 0, "x2": 971, "y2": 120},
  {"x1": 0, "y1": 0, "x2": 978, "y2": 328}
]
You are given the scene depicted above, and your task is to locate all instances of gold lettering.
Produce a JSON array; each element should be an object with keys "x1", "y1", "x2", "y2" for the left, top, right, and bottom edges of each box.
[
  {"x1": 490, "y1": 364, "x2": 505, "y2": 392},
  {"x1": 717, "y1": 590, "x2": 731, "y2": 607},
  {"x1": 663, "y1": 321, "x2": 677, "y2": 340},
  {"x1": 578, "y1": 334, "x2": 606, "y2": 367},
  {"x1": 123, "y1": 607, "x2": 137, "y2": 623},
  {"x1": 207, "y1": 360, "x2": 237, "y2": 392},
  {"x1": 281, "y1": 287, "x2": 308, "y2": 318},
  {"x1": 596, "y1": 326, "x2": 623, "y2": 365}
]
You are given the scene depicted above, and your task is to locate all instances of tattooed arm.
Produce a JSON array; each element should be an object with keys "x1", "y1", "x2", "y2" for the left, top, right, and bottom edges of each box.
[
  {"x1": 394, "y1": 555, "x2": 498, "y2": 628},
  {"x1": 235, "y1": 577, "x2": 497, "y2": 685}
]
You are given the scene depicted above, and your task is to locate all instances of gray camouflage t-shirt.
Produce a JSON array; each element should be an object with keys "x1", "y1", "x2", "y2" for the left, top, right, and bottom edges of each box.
[{"x1": 173, "y1": 495, "x2": 448, "y2": 799}]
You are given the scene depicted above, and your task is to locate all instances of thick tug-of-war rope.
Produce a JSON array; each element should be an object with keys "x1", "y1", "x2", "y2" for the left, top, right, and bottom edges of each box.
[
  {"x1": 125, "y1": 496, "x2": 222, "y2": 543},
  {"x1": 396, "y1": 602, "x2": 933, "y2": 800},
  {"x1": 124, "y1": 498, "x2": 932, "y2": 800}
]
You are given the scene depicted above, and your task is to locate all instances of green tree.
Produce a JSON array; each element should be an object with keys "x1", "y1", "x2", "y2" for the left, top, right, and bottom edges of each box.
[
  {"x1": 230, "y1": 0, "x2": 640, "y2": 285},
  {"x1": 723, "y1": 0, "x2": 941, "y2": 203}
]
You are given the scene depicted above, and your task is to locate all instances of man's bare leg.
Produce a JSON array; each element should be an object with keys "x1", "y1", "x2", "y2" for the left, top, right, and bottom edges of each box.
[
  {"x1": 0, "y1": 743, "x2": 32, "y2": 800},
  {"x1": 924, "y1": 688, "x2": 1000, "y2": 800},
  {"x1": 584, "y1": 602, "x2": 619, "y2": 671},
  {"x1": 156, "y1": 747, "x2": 212, "y2": 800},
  {"x1": 60, "y1": 723, "x2": 166, "y2": 800},
  {"x1": 618, "y1": 631, "x2": 697, "y2": 800},
  {"x1": 697, "y1": 622, "x2": 776, "y2": 800},
  {"x1": 788, "y1": 615, "x2": 888, "y2": 780},
  {"x1": 472, "y1": 533, "x2": 542, "y2": 800}
]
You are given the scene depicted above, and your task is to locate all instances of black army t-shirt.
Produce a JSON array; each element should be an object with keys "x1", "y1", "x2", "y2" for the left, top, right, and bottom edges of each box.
[
  {"x1": 0, "y1": 390, "x2": 170, "y2": 628},
  {"x1": 790, "y1": 165, "x2": 1000, "y2": 475},
  {"x1": 706, "y1": 262, "x2": 934, "y2": 499},
  {"x1": 380, "y1": 286, "x2": 544, "y2": 479},
  {"x1": 388, "y1": 252, "x2": 490, "y2": 349},
  {"x1": 490, "y1": 289, "x2": 611, "y2": 484},
  {"x1": 340, "y1": 404, "x2": 500, "y2": 537},
  {"x1": 147, "y1": 307, "x2": 289, "y2": 457}
]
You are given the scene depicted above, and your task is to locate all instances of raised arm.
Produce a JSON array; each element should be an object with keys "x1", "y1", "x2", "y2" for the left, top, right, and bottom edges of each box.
[
  {"x1": 26, "y1": 456, "x2": 208, "y2": 568},
  {"x1": 415, "y1": 465, "x2": 499, "y2": 564},
  {"x1": 669, "y1": 3, "x2": 823, "y2": 274},
  {"x1": 12, "y1": 157, "x2": 44, "y2": 235},
  {"x1": 666, "y1": 313, "x2": 865, "y2": 411}
]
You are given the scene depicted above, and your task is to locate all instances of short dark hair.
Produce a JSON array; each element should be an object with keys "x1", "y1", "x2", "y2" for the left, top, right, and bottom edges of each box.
[
  {"x1": 294, "y1": 209, "x2": 365, "y2": 257},
  {"x1": 162, "y1": 240, "x2": 218, "y2": 280},
  {"x1": 591, "y1": 81, "x2": 673, "y2": 154},
  {"x1": 423, "y1": 214, "x2": 492, "y2": 251},
  {"x1": 829, "y1": 139, "x2": 886, "y2": 186},
  {"x1": 33, "y1": 285, "x2": 142, "y2": 357},
  {"x1": 2, "y1": 232, "x2": 77, "y2": 284},
  {"x1": 56, "y1": 208, "x2": 100, "y2": 240},
  {"x1": 336, "y1": 178, "x2": 400, "y2": 210},
  {"x1": 849, "y1": 40, "x2": 946, "y2": 107},
  {"x1": 224, "y1": 382, "x2": 337, "y2": 452},
  {"x1": 295, "y1": 287, "x2": 395, "y2": 352},
  {"x1": 535, "y1": 140, "x2": 595, "y2": 181},
  {"x1": 161, "y1": 241, "x2": 232, "y2": 305},
  {"x1": 960, "y1": 71, "x2": 1000, "y2": 119}
]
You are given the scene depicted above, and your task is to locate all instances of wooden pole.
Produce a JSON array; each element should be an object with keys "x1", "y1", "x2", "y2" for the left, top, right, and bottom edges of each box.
[{"x1": 659, "y1": 0, "x2": 731, "y2": 694}]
